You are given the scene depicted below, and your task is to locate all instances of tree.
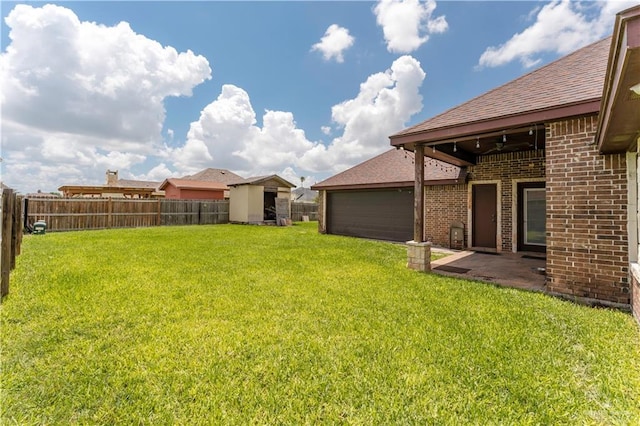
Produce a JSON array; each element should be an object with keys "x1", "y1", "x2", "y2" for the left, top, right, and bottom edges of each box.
[{"x1": 300, "y1": 176, "x2": 306, "y2": 188}]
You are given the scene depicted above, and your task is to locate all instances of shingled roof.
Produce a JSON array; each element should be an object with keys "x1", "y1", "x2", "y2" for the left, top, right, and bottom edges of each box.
[
  {"x1": 391, "y1": 36, "x2": 611, "y2": 147},
  {"x1": 183, "y1": 168, "x2": 245, "y2": 185},
  {"x1": 229, "y1": 175, "x2": 296, "y2": 188},
  {"x1": 311, "y1": 149, "x2": 464, "y2": 190}
]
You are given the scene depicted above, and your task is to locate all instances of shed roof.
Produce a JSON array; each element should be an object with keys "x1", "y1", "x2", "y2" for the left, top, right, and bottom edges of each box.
[
  {"x1": 230, "y1": 174, "x2": 296, "y2": 188},
  {"x1": 391, "y1": 36, "x2": 611, "y2": 149},
  {"x1": 312, "y1": 149, "x2": 464, "y2": 190}
]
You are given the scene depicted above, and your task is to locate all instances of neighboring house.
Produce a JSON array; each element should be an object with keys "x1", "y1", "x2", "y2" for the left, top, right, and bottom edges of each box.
[
  {"x1": 159, "y1": 178, "x2": 227, "y2": 200},
  {"x1": 182, "y1": 168, "x2": 245, "y2": 198},
  {"x1": 312, "y1": 149, "x2": 465, "y2": 242},
  {"x1": 58, "y1": 170, "x2": 164, "y2": 198},
  {"x1": 291, "y1": 187, "x2": 318, "y2": 203},
  {"x1": 229, "y1": 175, "x2": 295, "y2": 224},
  {"x1": 388, "y1": 6, "x2": 640, "y2": 315}
]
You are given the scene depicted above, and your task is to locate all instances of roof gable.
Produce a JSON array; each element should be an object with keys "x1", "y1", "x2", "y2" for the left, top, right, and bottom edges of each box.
[
  {"x1": 230, "y1": 174, "x2": 295, "y2": 188},
  {"x1": 312, "y1": 149, "x2": 464, "y2": 190}
]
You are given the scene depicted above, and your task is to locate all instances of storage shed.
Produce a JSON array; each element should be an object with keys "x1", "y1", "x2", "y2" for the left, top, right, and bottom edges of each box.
[{"x1": 229, "y1": 175, "x2": 295, "y2": 224}]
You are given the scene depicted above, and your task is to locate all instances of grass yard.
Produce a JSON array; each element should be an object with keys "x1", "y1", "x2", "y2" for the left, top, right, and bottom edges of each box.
[{"x1": 2, "y1": 222, "x2": 639, "y2": 424}]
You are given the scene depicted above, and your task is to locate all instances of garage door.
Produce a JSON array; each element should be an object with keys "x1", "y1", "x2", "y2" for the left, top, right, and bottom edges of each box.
[{"x1": 327, "y1": 189, "x2": 413, "y2": 242}]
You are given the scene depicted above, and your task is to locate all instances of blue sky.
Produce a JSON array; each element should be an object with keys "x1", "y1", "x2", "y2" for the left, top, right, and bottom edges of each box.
[{"x1": 1, "y1": 0, "x2": 636, "y2": 193}]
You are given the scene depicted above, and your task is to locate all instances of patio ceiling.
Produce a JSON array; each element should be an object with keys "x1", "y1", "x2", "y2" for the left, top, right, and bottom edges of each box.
[
  {"x1": 411, "y1": 124, "x2": 547, "y2": 167},
  {"x1": 596, "y1": 5, "x2": 640, "y2": 154}
]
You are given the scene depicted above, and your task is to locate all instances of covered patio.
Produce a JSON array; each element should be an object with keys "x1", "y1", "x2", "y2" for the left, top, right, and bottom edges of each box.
[
  {"x1": 431, "y1": 249, "x2": 546, "y2": 293},
  {"x1": 390, "y1": 5, "x2": 640, "y2": 310}
]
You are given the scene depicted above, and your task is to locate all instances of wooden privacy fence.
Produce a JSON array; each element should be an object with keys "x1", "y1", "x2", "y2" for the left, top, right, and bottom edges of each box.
[
  {"x1": 1, "y1": 188, "x2": 23, "y2": 298},
  {"x1": 25, "y1": 198, "x2": 230, "y2": 232},
  {"x1": 291, "y1": 202, "x2": 318, "y2": 222}
]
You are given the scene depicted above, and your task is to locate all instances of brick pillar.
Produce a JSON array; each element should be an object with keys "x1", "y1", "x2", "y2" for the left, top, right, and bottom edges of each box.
[{"x1": 407, "y1": 241, "x2": 431, "y2": 272}]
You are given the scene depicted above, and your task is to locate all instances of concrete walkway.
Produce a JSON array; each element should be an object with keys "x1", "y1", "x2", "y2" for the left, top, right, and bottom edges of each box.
[{"x1": 430, "y1": 249, "x2": 547, "y2": 292}]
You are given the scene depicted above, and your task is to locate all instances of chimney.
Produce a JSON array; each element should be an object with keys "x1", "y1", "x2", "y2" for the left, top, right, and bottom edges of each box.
[{"x1": 106, "y1": 170, "x2": 118, "y2": 186}]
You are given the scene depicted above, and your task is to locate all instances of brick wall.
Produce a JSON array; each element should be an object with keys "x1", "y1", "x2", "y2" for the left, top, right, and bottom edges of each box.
[
  {"x1": 424, "y1": 184, "x2": 466, "y2": 247},
  {"x1": 424, "y1": 149, "x2": 546, "y2": 250},
  {"x1": 546, "y1": 114, "x2": 630, "y2": 305},
  {"x1": 471, "y1": 150, "x2": 546, "y2": 251}
]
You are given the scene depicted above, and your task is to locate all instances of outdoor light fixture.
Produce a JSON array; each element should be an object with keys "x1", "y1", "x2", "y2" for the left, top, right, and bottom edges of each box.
[
  {"x1": 529, "y1": 127, "x2": 533, "y2": 135},
  {"x1": 503, "y1": 133, "x2": 507, "y2": 143},
  {"x1": 453, "y1": 141, "x2": 457, "y2": 152},
  {"x1": 432, "y1": 146, "x2": 436, "y2": 153},
  {"x1": 476, "y1": 138, "x2": 480, "y2": 149}
]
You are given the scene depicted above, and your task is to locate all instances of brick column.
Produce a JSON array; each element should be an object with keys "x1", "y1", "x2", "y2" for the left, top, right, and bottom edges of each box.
[{"x1": 407, "y1": 240, "x2": 431, "y2": 272}]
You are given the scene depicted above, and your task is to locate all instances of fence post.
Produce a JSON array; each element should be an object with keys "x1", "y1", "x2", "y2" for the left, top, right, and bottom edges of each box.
[
  {"x1": 107, "y1": 197, "x2": 113, "y2": 229},
  {"x1": 1, "y1": 189, "x2": 15, "y2": 298},
  {"x1": 157, "y1": 199, "x2": 162, "y2": 226}
]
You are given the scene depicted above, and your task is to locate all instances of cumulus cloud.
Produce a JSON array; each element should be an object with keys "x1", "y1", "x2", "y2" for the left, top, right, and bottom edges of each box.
[
  {"x1": 311, "y1": 24, "x2": 355, "y2": 63},
  {"x1": 175, "y1": 56, "x2": 425, "y2": 182},
  {"x1": 299, "y1": 55, "x2": 426, "y2": 173},
  {"x1": 478, "y1": 0, "x2": 638, "y2": 68},
  {"x1": 0, "y1": 3, "x2": 211, "y2": 191},
  {"x1": 374, "y1": 0, "x2": 448, "y2": 54},
  {"x1": 175, "y1": 84, "x2": 317, "y2": 178}
]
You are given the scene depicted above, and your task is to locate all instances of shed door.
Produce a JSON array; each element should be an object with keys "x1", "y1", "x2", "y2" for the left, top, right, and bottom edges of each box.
[
  {"x1": 472, "y1": 184, "x2": 497, "y2": 249},
  {"x1": 327, "y1": 189, "x2": 413, "y2": 242}
]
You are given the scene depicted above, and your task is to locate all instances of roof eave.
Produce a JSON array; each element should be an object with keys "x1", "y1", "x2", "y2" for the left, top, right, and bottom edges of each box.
[
  {"x1": 390, "y1": 100, "x2": 601, "y2": 150},
  {"x1": 312, "y1": 177, "x2": 464, "y2": 191},
  {"x1": 596, "y1": 5, "x2": 640, "y2": 154}
]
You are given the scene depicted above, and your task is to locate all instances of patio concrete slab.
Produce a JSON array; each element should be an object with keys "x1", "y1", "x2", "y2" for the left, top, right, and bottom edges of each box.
[{"x1": 431, "y1": 249, "x2": 547, "y2": 292}]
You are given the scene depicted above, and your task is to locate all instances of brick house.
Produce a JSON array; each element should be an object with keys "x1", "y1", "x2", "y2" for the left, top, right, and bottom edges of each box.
[
  {"x1": 159, "y1": 178, "x2": 227, "y2": 200},
  {"x1": 390, "y1": 6, "x2": 640, "y2": 317},
  {"x1": 312, "y1": 148, "x2": 464, "y2": 242}
]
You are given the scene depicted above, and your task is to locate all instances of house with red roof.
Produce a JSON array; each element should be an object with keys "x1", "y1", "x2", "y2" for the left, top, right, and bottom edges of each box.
[
  {"x1": 312, "y1": 148, "x2": 465, "y2": 242},
  {"x1": 388, "y1": 6, "x2": 639, "y2": 317}
]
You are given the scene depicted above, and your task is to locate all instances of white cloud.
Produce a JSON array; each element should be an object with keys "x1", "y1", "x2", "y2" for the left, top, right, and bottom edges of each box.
[
  {"x1": 177, "y1": 56, "x2": 425, "y2": 181},
  {"x1": 374, "y1": 0, "x2": 448, "y2": 54},
  {"x1": 299, "y1": 55, "x2": 426, "y2": 173},
  {"x1": 177, "y1": 84, "x2": 316, "y2": 178},
  {"x1": 0, "y1": 4, "x2": 428, "y2": 194},
  {"x1": 0, "y1": 3, "x2": 211, "y2": 192},
  {"x1": 478, "y1": 0, "x2": 638, "y2": 68},
  {"x1": 321, "y1": 126, "x2": 332, "y2": 135},
  {"x1": 311, "y1": 24, "x2": 355, "y2": 63}
]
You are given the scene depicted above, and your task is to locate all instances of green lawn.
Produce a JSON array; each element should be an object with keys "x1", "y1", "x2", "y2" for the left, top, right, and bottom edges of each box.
[{"x1": 2, "y1": 222, "x2": 639, "y2": 424}]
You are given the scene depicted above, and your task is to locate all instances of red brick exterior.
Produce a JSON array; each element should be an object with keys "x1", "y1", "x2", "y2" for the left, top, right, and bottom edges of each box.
[
  {"x1": 424, "y1": 184, "x2": 466, "y2": 247},
  {"x1": 470, "y1": 150, "x2": 546, "y2": 251},
  {"x1": 546, "y1": 115, "x2": 629, "y2": 305},
  {"x1": 424, "y1": 150, "x2": 546, "y2": 250}
]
